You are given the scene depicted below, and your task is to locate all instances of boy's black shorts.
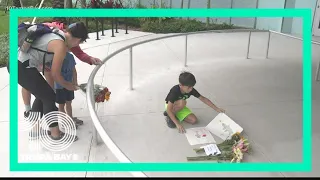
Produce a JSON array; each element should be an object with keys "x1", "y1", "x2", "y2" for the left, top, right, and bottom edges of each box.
[{"x1": 56, "y1": 88, "x2": 74, "y2": 104}]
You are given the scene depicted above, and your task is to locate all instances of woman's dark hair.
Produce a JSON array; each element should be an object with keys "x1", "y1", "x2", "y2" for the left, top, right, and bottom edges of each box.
[
  {"x1": 67, "y1": 22, "x2": 88, "y2": 42},
  {"x1": 179, "y1": 71, "x2": 196, "y2": 87}
]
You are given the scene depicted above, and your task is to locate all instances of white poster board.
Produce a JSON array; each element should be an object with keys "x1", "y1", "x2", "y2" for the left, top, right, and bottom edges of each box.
[
  {"x1": 184, "y1": 127, "x2": 216, "y2": 146},
  {"x1": 206, "y1": 113, "x2": 243, "y2": 141}
]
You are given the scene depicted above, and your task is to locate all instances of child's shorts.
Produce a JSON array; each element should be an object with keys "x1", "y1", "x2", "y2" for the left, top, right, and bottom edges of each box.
[
  {"x1": 56, "y1": 88, "x2": 74, "y2": 104},
  {"x1": 165, "y1": 103, "x2": 192, "y2": 122}
]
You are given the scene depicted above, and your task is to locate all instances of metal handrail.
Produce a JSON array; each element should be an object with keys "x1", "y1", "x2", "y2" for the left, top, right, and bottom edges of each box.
[
  {"x1": 268, "y1": 30, "x2": 320, "y2": 81},
  {"x1": 269, "y1": 30, "x2": 320, "y2": 45},
  {"x1": 85, "y1": 29, "x2": 319, "y2": 177}
]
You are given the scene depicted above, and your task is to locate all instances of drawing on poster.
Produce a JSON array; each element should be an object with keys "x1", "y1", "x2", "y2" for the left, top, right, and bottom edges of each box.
[
  {"x1": 220, "y1": 120, "x2": 234, "y2": 138},
  {"x1": 185, "y1": 127, "x2": 216, "y2": 146},
  {"x1": 195, "y1": 129, "x2": 207, "y2": 138},
  {"x1": 206, "y1": 113, "x2": 243, "y2": 140}
]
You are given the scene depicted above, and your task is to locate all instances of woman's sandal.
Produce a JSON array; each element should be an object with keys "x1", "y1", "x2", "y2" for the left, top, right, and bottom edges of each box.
[{"x1": 50, "y1": 131, "x2": 78, "y2": 142}]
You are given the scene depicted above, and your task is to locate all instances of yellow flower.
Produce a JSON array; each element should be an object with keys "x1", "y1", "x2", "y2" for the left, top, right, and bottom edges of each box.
[{"x1": 105, "y1": 91, "x2": 111, "y2": 101}]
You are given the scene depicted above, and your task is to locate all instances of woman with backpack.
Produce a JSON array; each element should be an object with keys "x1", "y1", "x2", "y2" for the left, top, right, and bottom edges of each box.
[
  {"x1": 21, "y1": 20, "x2": 102, "y2": 129},
  {"x1": 8, "y1": 22, "x2": 89, "y2": 141}
]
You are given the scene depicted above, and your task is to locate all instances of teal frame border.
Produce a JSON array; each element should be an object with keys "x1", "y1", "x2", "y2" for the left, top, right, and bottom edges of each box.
[{"x1": 9, "y1": 8, "x2": 312, "y2": 172}]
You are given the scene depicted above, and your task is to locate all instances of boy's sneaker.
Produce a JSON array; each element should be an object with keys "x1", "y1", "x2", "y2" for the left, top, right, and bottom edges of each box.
[
  {"x1": 163, "y1": 111, "x2": 177, "y2": 128},
  {"x1": 165, "y1": 116, "x2": 176, "y2": 128}
]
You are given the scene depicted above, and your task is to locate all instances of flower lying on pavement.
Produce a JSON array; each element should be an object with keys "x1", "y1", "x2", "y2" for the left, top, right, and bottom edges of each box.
[{"x1": 187, "y1": 132, "x2": 251, "y2": 163}]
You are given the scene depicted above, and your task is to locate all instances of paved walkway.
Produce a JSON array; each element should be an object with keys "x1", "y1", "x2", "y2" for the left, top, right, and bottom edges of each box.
[{"x1": 0, "y1": 29, "x2": 319, "y2": 177}]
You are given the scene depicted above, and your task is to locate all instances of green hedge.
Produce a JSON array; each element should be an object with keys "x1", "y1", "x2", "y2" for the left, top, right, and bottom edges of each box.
[
  {"x1": 0, "y1": 33, "x2": 8, "y2": 67},
  {"x1": 140, "y1": 18, "x2": 237, "y2": 33}
]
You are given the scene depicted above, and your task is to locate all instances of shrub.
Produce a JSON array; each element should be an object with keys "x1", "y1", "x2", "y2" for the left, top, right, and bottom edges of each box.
[
  {"x1": 141, "y1": 18, "x2": 237, "y2": 34},
  {"x1": 0, "y1": 33, "x2": 8, "y2": 68}
]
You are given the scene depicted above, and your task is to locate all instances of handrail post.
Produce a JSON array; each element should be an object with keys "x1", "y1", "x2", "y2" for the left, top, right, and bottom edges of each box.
[
  {"x1": 101, "y1": 19, "x2": 105, "y2": 36},
  {"x1": 111, "y1": 18, "x2": 115, "y2": 37},
  {"x1": 96, "y1": 19, "x2": 100, "y2": 40},
  {"x1": 116, "y1": 18, "x2": 119, "y2": 33},
  {"x1": 246, "y1": 31, "x2": 251, "y2": 59},
  {"x1": 316, "y1": 60, "x2": 320, "y2": 81},
  {"x1": 266, "y1": 31, "x2": 271, "y2": 59},
  {"x1": 130, "y1": 47, "x2": 133, "y2": 90},
  {"x1": 92, "y1": 89, "x2": 99, "y2": 145},
  {"x1": 86, "y1": 18, "x2": 90, "y2": 39},
  {"x1": 185, "y1": 35, "x2": 188, "y2": 67},
  {"x1": 125, "y1": 18, "x2": 129, "y2": 34}
]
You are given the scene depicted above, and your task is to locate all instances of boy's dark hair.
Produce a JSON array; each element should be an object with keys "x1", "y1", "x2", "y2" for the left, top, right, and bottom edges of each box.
[
  {"x1": 179, "y1": 71, "x2": 196, "y2": 87},
  {"x1": 66, "y1": 22, "x2": 88, "y2": 42}
]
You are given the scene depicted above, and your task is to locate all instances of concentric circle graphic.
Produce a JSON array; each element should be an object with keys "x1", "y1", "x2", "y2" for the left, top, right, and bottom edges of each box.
[
  {"x1": 39, "y1": 111, "x2": 77, "y2": 152},
  {"x1": 21, "y1": 111, "x2": 77, "y2": 152},
  {"x1": 19, "y1": 111, "x2": 42, "y2": 132}
]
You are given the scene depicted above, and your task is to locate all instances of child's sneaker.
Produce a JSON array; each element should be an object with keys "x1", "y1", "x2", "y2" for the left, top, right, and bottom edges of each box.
[
  {"x1": 165, "y1": 116, "x2": 176, "y2": 128},
  {"x1": 24, "y1": 111, "x2": 30, "y2": 119},
  {"x1": 73, "y1": 117, "x2": 83, "y2": 126},
  {"x1": 164, "y1": 111, "x2": 177, "y2": 128}
]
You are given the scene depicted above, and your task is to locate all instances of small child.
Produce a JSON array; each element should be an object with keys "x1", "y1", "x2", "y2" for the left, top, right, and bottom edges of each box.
[
  {"x1": 55, "y1": 52, "x2": 83, "y2": 129},
  {"x1": 164, "y1": 71, "x2": 225, "y2": 133}
]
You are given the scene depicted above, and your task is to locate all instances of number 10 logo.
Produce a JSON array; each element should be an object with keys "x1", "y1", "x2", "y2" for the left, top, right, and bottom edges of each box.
[{"x1": 19, "y1": 111, "x2": 77, "y2": 152}]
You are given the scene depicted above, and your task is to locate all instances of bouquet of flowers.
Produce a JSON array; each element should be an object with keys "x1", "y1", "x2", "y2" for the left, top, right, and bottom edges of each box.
[
  {"x1": 78, "y1": 83, "x2": 111, "y2": 103},
  {"x1": 186, "y1": 132, "x2": 251, "y2": 163}
]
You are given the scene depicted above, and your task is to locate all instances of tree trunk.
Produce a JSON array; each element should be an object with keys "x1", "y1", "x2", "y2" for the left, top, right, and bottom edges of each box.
[
  {"x1": 65, "y1": 0, "x2": 72, "y2": 8},
  {"x1": 80, "y1": 0, "x2": 86, "y2": 8}
]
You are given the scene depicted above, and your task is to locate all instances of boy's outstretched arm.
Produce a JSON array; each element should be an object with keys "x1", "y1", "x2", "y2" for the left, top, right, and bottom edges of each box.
[
  {"x1": 198, "y1": 95, "x2": 225, "y2": 113},
  {"x1": 167, "y1": 102, "x2": 186, "y2": 133}
]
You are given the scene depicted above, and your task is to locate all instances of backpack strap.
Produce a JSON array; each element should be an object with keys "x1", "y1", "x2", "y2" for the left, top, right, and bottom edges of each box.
[
  {"x1": 53, "y1": 31, "x2": 66, "y2": 41},
  {"x1": 29, "y1": 31, "x2": 66, "y2": 75}
]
